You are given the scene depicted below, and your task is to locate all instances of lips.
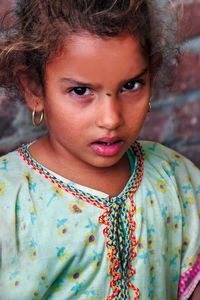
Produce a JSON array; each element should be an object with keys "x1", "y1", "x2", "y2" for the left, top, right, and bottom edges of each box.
[
  {"x1": 93, "y1": 136, "x2": 122, "y2": 144},
  {"x1": 94, "y1": 140, "x2": 120, "y2": 146},
  {"x1": 90, "y1": 137, "x2": 124, "y2": 157}
]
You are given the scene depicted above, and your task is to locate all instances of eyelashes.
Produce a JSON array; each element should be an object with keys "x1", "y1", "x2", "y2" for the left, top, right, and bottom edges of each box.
[
  {"x1": 69, "y1": 86, "x2": 92, "y2": 96},
  {"x1": 121, "y1": 79, "x2": 145, "y2": 92},
  {"x1": 68, "y1": 79, "x2": 146, "y2": 97}
]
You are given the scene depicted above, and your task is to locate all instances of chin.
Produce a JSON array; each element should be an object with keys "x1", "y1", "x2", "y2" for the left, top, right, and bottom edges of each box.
[{"x1": 91, "y1": 155, "x2": 125, "y2": 169}]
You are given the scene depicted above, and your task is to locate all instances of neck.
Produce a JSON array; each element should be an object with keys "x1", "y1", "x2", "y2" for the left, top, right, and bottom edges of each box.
[{"x1": 28, "y1": 135, "x2": 131, "y2": 196}]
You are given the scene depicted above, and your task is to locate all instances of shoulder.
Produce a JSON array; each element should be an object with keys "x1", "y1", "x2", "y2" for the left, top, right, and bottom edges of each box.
[
  {"x1": 0, "y1": 148, "x2": 31, "y2": 206},
  {"x1": 0, "y1": 148, "x2": 26, "y2": 179},
  {"x1": 0, "y1": 150, "x2": 27, "y2": 235},
  {"x1": 140, "y1": 140, "x2": 199, "y2": 171},
  {"x1": 140, "y1": 140, "x2": 184, "y2": 162},
  {"x1": 139, "y1": 140, "x2": 200, "y2": 198}
]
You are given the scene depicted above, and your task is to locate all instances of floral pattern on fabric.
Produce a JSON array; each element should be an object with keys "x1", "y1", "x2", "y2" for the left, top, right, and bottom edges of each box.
[{"x1": 0, "y1": 141, "x2": 200, "y2": 300}]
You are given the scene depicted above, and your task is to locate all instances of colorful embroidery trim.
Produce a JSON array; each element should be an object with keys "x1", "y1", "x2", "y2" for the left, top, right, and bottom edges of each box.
[
  {"x1": 18, "y1": 141, "x2": 144, "y2": 300},
  {"x1": 179, "y1": 253, "x2": 200, "y2": 300},
  {"x1": 99, "y1": 142, "x2": 143, "y2": 300}
]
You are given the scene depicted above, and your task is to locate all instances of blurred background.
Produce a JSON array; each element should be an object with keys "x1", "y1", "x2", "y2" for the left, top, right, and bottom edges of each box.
[{"x1": 0, "y1": 0, "x2": 200, "y2": 167}]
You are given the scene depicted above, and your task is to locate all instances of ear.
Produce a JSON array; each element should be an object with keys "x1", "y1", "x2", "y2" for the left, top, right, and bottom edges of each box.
[{"x1": 17, "y1": 70, "x2": 44, "y2": 112}]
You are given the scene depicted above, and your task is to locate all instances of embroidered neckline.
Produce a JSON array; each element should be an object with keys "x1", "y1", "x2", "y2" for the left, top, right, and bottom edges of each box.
[
  {"x1": 18, "y1": 142, "x2": 142, "y2": 207},
  {"x1": 18, "y1": 141, "x2": 144, "y2": 300},
  {"x1": 99, "y1": 142, "x2": 143, "y2": 300}
]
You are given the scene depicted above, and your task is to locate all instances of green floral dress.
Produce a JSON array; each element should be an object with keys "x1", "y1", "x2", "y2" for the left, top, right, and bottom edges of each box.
[{"x1": 0, "y1": 141, "x2": 200, "y2": 300}]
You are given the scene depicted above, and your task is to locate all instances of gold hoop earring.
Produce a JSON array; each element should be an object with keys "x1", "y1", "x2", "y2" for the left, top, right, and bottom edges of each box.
[
  {"x1": 32, "y1": 109, "x2": 44, "y2": 127},
  {"x1": 148, "y1": 98, "x2": 152, "y2": 112}
]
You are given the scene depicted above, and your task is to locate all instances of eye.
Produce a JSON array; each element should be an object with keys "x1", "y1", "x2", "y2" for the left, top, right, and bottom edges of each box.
[
  {"x1": 121, "y1": 80, "x2": 145, "y2": 92},
  {"x1": 70, "y1": 86, "x2": 92, "y2": 96}
]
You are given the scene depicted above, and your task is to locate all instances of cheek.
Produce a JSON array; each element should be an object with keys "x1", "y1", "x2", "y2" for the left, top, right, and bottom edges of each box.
[
  {"x1": 125, "y1": 101, "x2": 148, "y2": 128},
  {"x1": 44, "y1": 103, "x2": 89, "y2": 132},
  {"x1": 124, "y1": 97, "x2": 148, "y2": 116}
]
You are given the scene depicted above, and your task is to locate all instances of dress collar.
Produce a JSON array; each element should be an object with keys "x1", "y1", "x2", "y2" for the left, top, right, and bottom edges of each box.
[{"x1": 18, "y1": 141, "x2": 144, "y2": 208}]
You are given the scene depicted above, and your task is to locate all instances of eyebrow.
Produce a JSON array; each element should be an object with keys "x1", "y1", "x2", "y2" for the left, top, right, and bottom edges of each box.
[{"x1": 60, "y1": 68, "x2": 148, "y2": 87}]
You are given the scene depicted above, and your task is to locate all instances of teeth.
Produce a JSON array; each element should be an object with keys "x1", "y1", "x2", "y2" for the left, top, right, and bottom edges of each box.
[{"x1": 98, "y1": 141, "x2": 116, "y2": 145}]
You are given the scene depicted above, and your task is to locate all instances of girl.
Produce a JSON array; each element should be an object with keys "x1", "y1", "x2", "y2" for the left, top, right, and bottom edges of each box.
[{"x1": 0, "y1": 1, "x2": 200, "y2": 299}]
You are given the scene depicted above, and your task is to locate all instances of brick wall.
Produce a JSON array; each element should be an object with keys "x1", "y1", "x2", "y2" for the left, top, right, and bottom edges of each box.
[
  {"x1": 0, "y1": 0, "x2": 200, "y2": 167},
  {"x1": 140, "y1": 0, "x2": 200, "y2": 167}
]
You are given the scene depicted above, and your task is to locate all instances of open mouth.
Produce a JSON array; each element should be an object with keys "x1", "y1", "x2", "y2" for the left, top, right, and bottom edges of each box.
[
  {"x1": 90, "y1": 139, "x2": 124, "y2": 157},
  {"x1": 94, "y1": 140, "x2": 121, "y2": 146}
]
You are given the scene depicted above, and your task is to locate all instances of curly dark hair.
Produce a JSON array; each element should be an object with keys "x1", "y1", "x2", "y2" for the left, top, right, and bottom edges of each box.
[{"x1": 0, "y1": 0, "x2": 179, "y2": 97}]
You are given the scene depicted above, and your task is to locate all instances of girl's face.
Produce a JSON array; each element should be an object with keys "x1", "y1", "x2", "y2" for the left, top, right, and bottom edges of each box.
[{"x1": 38, "y1": 33, "x2": 151, "y2": 170}]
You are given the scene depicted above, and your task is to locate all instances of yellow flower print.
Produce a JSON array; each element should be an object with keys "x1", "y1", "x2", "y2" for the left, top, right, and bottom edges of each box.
[
  {"x1": 166, "y1": 215, "x2": 171, "y2": 226},
  {"x1": 171, "y1": 152, "x2": 183, "y2": 163},
  {"x1": 68, "y1": 271, "x2": 82, "y2": 282},
  {"x1": 24, "y1": 173, "x2": 37, "y2": 192},
  {"x1": 147, "y1": 195, "x2": 155, "y2": 207},
  {"x1": 175, "y1": 245, "x2": 182, "y2": 255},
  {"x1": 186, "y1": 257, "x2": 195, "y2": 269},
  {"x1": 47, "y1": 185, "x2": 64, "y2": 206},
  {"x1": 92, "y1": 258, "x2": 101, "y2": 269},
  {"x1": 85, "y1": 233, "x2": 96, "y2": 246},
  {"x1": 150, "y1": 265, "x2": 156, "y2": 277},
  {"x1": 156, "y1": 179, "x2": 168, "y2": 193},
  {"x1": 182, "y1": 237, "x2": 190, "y2": 254},
  {"x1": 186, "y1": 196, "x2": 194, "y2": 205},
  {"x1": 24, "y1": 172, "x2": 32, "y2": 183},
  {"x1": 30, "y1": 249, "x2": 38, "y2": 260},
  {"x1": 137, "y1": 238, "x2": 145, "y2": 252},
  {"x1": 147, "y1": 237, "x2": 155, "y2": 250},
  {"x1": 32, "y1": 291, "x2": 41, "y2": 300},
  {"x1": 0, "y1": 181, "x2": 6, "y2": 196},
  {"x1": 52, "y1": 186, "x2": 63, "y2": 197},
  {"x1": 58, "y1": 225, "x2": 68, "y2": 237},
  {"x1": 184, "y1": 175, "x2": 192, "y2": 184},
  {"x1": 69, "y1": 200, "x2": 84, "y2": 214},
  {"x1": 12, "y1": 279, "x2": 20, "y2": 288},
  {"x1": 37, "y1": 272, "x2": 48, "y2": 284},
  {"x1": 172, "y1": 221, "x2": 180, "y2": 231}
]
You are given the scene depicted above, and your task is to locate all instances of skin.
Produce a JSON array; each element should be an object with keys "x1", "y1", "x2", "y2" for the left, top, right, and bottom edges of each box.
[
  {"x1": 23, "y1": 32, "x2": 151, "y2": 195},
  {"x1": 21, "y1": 32, "x2": 200, "y2": 295},
  {"x1": 190, "y1": 284, "x2": 200, "y2": 299}
]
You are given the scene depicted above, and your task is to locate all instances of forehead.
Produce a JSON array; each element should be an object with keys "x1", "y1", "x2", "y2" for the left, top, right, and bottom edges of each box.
[
  {"x1": 52, "y1": 32, "x2": 145, "y2": 61},
  {"x1": 45, "y1": 33, "x2": 147, "y2": 82}
]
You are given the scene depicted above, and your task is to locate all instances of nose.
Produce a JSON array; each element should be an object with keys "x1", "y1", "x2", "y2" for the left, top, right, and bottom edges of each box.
[{"x1": 95, "y1": 95, "x2": 124, "y2": 130}]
